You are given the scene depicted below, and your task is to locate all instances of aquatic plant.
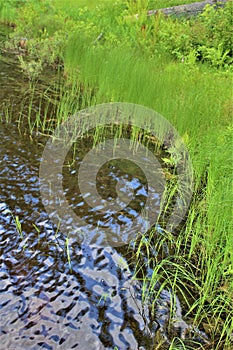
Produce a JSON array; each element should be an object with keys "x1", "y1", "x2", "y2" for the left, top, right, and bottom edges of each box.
[
  {"x1": 13, "y1": 214, "x2": 23, "y2": 239},
  {"x1": 65, "y1": 236, "x2": 72, "y2": 272},
  {"x1": 18, "y1": 55, "x2": 43, "y2": 81}
]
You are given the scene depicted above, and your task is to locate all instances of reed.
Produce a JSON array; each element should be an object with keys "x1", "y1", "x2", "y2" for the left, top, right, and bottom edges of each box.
[
  {"x1": 65, "y1": 236, "x2": 72, "y2": 272},
  {"x1": 63, "y1": 43, "x2": 232, "y2": 348}
]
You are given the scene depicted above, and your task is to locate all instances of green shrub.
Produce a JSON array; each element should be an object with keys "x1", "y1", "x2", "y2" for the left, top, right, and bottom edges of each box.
[
  {"x1": 2, "y1": 0, "x2": 232, "y2": 68},
  {"x1": 199, "y1": 2, "x2": 233, "y2": 56}
]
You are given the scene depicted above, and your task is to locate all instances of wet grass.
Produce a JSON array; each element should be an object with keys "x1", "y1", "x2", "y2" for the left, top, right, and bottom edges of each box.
[
  {"x1": 62, "y1": 42, "x2": 233, "y2": 347},
  {"x1": 1, "y1": 39, "x2": 232, "y2": 350}
]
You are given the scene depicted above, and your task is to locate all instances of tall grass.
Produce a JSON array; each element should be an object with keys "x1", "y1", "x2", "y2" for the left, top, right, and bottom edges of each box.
[
  {"x1": 64, "y1": 35, "x2": 233, "y2": 347},
  {"x1": 0, "y1": 0, "x2": 17, "y2": 24}
]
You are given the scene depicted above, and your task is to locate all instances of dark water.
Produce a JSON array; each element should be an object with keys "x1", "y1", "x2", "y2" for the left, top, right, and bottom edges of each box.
[
  {"x1": 0, "y1": 124, "x2": 155, "y2": 349},
  {"x1": 0, "y1": 49, "x2": 156, "y2": 349},
  {"x1": 0, "y1": 42, "x2": 204, "y2": 349}
]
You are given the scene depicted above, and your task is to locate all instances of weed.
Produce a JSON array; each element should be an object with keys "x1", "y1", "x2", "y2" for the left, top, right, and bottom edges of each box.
[
  {"x1": 65, "y1": 236, "x2": 72, "y2": 272},
  {"x1": 13, "y1": 215, "x2": 23, "y2": 239}
]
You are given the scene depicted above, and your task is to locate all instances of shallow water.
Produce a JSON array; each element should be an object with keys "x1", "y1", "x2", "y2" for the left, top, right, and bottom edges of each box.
[
  {"x1": 0, "y1": 123, "x2": 155, "y2": 349},
  {"x1": 0, "y1": 48, "x2": 157, "y2": 349},
  {"x1": 0, "y1": 43, "x2": 202, "y2": 349}
]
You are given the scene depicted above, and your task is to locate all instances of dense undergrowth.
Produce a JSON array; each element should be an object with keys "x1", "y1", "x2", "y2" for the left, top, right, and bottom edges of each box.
[
  {"x1": 0, "y1": 1, "x2": 232, "y2": 349},
  {"x1": 0, "y1": 0, "x2": 232, "y2": 69}
]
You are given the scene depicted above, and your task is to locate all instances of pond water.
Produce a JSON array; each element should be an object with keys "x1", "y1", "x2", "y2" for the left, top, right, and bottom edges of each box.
[{"x1": 0, "y1": 32, "x2": 204, "y2": 349}]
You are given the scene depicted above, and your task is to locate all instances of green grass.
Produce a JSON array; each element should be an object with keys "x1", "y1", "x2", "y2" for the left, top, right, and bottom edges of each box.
[
  {"x1": 53, "y1": 0, "x2": 111, "y2": 10},
  {"x1": 63, "y1": 33, "x2": 233, "y2": 349},
  {"x1": 53, "y1": 0, "x2": 205, "y2": 12}
]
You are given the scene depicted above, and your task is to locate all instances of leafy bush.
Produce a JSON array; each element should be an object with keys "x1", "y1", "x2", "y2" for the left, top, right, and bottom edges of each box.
[
  {"x1": 1, "y1": 0, "x2": 232, "y2": 69},
  {"x1": 198, "y1": 2, "x2": 233, "y2": 56}
]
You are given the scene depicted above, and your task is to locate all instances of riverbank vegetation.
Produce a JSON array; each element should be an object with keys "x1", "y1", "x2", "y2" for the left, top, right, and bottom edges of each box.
[{"x1": 0, "y1": 1, "x2": 232, "y2": 349}]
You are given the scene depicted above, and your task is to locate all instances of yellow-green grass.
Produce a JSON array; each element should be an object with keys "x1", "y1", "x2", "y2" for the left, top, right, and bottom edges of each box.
[{"x1": 63, "y1": 39, "x2": 233, "y2": 347}]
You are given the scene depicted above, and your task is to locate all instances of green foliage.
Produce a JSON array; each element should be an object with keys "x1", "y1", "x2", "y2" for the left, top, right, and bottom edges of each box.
[
  {"x1": 199, "y1": 2, "x2": 233, "y2": 56},
  {"x1": 199, "y1": 43, "x2": 233, "y2": 68},
  {"x1": 0, "y1": 0, "x2": 18, "y2": 24},
  {"x1": 1, "y1": 0, "x2": 232, "y2": 68},
  {"x1": 18, "y1": 55, "x2": 43, "y2": 80},
  {"x1": 14, "y1": 215, "x2": 23, "y2": 239}
]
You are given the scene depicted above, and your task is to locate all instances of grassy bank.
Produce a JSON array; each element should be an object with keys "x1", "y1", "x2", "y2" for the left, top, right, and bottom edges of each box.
[
  {"x1": 70, "y1": 45, "x2": 232, "y2": 349},
  {"x1": 0, "y1": 0, "x2": 232, "y2": 349}
]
